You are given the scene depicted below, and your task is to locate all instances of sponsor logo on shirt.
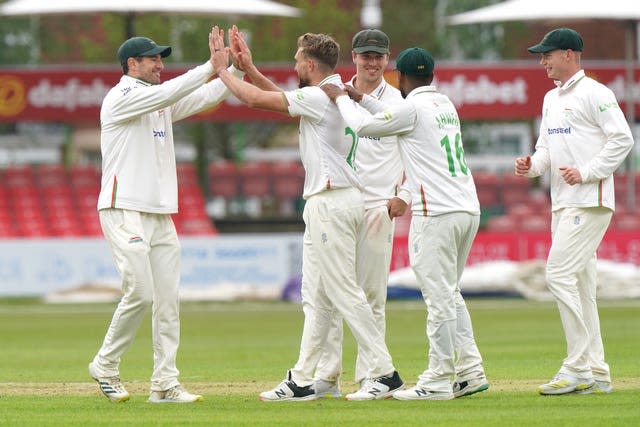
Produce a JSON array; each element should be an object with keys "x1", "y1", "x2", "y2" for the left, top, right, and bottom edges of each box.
[
  {"x1": 120, "y1": 87, "x2": 132, "y2": 96},
  {"x1": 547, "y1": 127, "x2": 571, "y2": 135},
  {"x1": 598, "y1": 101, "x2": 619, "y2": 112},
  {"x1": 128, "y1": 236, "x2": 143, "y2": 244},
  {"x1": 153, "y1": 130, "x2": 165, "y2": 138},
  {"x1": 360, "y1": 135, "x2": 381, "y2": 141}
]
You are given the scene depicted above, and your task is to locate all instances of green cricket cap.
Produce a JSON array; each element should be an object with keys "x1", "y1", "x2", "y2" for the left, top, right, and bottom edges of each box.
[
  {"x1": 117, "y1": 37, "x2": 172, "y2": 64},
  {"x1": 395, "y1": 47, "x2": 434, "y2": 76},
  {"x1": 352, "y1": 29, "x2": 389, "y2": 54},
  {"x1": 528, "y1": 28, "x2": 583, "y2": 53}
]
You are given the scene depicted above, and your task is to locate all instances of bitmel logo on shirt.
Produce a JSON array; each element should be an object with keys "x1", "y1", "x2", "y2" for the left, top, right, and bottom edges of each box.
[
  {"x1": 128, "y1": 236, "x2": 143, "y2": 244},
  {"x1": 547, "y1": 127, "x2": 571, "y2": 135}
]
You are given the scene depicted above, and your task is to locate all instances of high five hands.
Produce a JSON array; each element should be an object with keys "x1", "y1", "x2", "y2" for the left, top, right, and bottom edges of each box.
[{"x1": 210, "y1": 25, "x2": 255, "y2": 75}]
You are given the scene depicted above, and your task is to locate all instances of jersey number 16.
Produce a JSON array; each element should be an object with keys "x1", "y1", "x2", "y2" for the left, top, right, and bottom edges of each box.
[{"x1": 440, "y1": 132, "x2": 469, "y2": 177}]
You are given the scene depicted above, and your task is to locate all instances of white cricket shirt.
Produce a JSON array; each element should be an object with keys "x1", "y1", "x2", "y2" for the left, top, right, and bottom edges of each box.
[
  {"x1": 348, "y1": 76, "x2": 410, "y2": 209},
  {"x1": 98, "y1": 62, "x2": 242, "y2": 213},
  {"x1": 284, "y1": 74, "x2": 361, "y2": 199},
  {"x1": 526, "y1": 69, "x2": 634, "y2": 211},
  {"x1": 336, "y1": 85, "x2": 480, "y2": 216}
]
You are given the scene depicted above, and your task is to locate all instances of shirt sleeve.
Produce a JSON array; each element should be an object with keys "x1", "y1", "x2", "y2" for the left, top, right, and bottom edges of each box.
[
  {"x1": 335, "y1": 95, "x2": 415, "y2": 138},
  {"x1": 526, "y1": 96, "x2": 551, "y2": 178},
  {"x1": 285, "y1": 87, "x2": 328, "y2": 122},
  {"x1": 171, "y1": 66, "x2": 245, "y2": 122},
  {"x1": 359, "y1": 93, "x2": 389, "y2": 114},
  {"x1": 578, "y1": 87, "x2": 635, "y2": 183},
  {"x1": 104, "y1": 62, "x2": 214, "y2": 125}
]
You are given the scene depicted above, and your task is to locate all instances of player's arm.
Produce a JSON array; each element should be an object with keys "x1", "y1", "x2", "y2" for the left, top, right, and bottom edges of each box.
[
  {"x1": 211, "y1": 25, "x2": 288, "y2": 113},
  {"x1": 335, "y1": 94, "x2": 415, "y2": 138},
  {"x1": 577, "y1": 90, "x2": 634, "y2": 183},
  {"x1": 217, "y1": 68, "x2": 288, "y2": 113},
  {"x1": 323, "y1": 83, "x2": 414, "y2": 137},
  {"x1": 229, "y1": 26, "x2": 282, "y2": 93}
]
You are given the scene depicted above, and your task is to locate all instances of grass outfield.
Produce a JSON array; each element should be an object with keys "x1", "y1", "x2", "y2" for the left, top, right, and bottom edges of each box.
[{"x1": 0, "y1": 298, "x2": 638, "y2": 426}]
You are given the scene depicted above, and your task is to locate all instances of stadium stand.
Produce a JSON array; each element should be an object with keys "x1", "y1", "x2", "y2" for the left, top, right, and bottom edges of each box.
[{"x1": 1, "y1": 165, "x2": 638, "y2": 238}]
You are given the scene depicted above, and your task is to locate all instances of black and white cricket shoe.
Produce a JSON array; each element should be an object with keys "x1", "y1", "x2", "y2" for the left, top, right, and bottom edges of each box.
[
  {"x1": 345, "y1": 370, "x2": 404, "y2": 401},
  {"x1": 259, "y1": 370, "x2": 317, "y2": 402}
]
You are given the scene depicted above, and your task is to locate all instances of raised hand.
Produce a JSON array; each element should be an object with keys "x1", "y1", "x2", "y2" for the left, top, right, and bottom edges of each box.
[
  {"x1": 210, "y1": 26, "x2": 229, "y2": 74},
  {"x1": 229, "y1": 25, "x2": 255, "y2": 72}
]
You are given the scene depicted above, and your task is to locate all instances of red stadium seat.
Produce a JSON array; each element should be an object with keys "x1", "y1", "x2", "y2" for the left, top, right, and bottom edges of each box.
[
  {"x1": 35, "y1": 164, "x2": 67, "y2": 188},
  {"x1": 70, "y1": 165, "x2": 101, "y2": 189},
  {"x1": 486, "y1": 215, "x2": 517, "y2": 232},
  {"x1": 208, "y1": 161, "x2": 240, "y2": 198},
  {"x1": 271, "y1": 162, "x2": 304, "y2": 216},
  {"x1": 177, "y1": 162, "x2": 199, "y2": 188}
]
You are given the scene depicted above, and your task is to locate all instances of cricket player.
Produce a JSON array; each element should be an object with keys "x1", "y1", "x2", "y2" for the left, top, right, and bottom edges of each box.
[
  {"x1": 323, "y1": 47, "x2": 489, "y2": 401},
  {"x1": 210, "y1": 26, "x2": 404, "y2": 401},
  {"x1": 516, "y1": 28, "x2": 634, "y2": 395},
  {"x1": 89, "y1": 28, "x2": 244, "y2": 403},
  {"x1": 313, "y1": 29, "x2": 410, "y2": 398}
]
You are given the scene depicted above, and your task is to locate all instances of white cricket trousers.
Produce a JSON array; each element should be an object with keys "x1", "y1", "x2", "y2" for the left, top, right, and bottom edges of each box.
[
  {"x1": 92, "y1": 209, "x2": 182, "y2": 392},
  {"x1": 546, "y1": 207, "x2": 612, "y2": 381},
  {"x1": 409, "y1": 212, "x2": 485, "y2": 392},
  {"x1": 290, "y1": 188, "x2": 396, "y2": 386},
  {"x1": 315, "y1": 205, "x2": 395, "y2": 384}
]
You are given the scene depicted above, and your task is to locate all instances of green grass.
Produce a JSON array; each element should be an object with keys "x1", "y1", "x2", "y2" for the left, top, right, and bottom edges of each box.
[{"x1": 0, "y1": 298, "x2": 638, "y2": 426}]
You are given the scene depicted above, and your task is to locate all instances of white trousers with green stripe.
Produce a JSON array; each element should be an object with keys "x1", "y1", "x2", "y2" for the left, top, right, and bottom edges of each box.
[
  {"x1": 314, "y1": 205, "x2": 395, "y2": 386},
  {"x1": 409, "y1": 212, "x2": 485, "y2": 392},
  {"x1": 92, "y1": 209, "x2": 182, "y2": 392},
  {"x1": 547, "y1": 206, "x2": 612, "y2": 382},
  {"x1": 289, "y1": 187, "x2": 396, "y2": 386}
]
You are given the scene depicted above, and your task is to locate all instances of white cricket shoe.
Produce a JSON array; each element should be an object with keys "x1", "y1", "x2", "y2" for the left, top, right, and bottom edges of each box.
[
  {"x1": 393, "y1": 385, "x2": 453, "y2": 401},
  {"x1": 148, "y1": 385, "x2": 203, "y2": 403},
  {"x1": 88, "y1": 362, "x2": 130, "y2": 403},
  {"x1": 538, "y1": 373, "x2": 594, "y2": 395},
  {"x1": 345, "y1": 371, "x2": 404, "y2": 401},
  {"x1": 453, "y1": 377, "x2": 490, "y2": 398},
  {"x1": 574, "y1": 380, "x2": 612, "y2": 395},
  {"x1": 314, "y1": 379, "x2": 341, "y2": 398}
]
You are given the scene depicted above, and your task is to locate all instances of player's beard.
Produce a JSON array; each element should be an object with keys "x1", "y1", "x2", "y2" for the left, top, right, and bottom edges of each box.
[{"x1": 298, "y1": 78, "x2": 310, "y2": 89}]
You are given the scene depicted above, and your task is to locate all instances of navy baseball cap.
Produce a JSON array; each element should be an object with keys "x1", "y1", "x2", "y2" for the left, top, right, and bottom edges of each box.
[
  {"x1": 395, "y1": 47, "x2": 434, "y2": 76},
  {"x1": 117, "y1": 37, "x2": 172, "y2": 64},
  {"x1": 528, "y1": 28, "x2": 583, "y2": 53}
]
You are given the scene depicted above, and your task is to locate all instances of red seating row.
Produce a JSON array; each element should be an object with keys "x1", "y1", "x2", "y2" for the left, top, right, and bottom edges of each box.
[
  {"x1": 0, "y1": 163, "x2": 216, "y2": 238},
  {"x1": 208, "y1": 160, "x2": 304, "y2": 199},
  {"x1": 486, "y1": 202, "x2": 640, "y2": 232},
  {"x1": 208, "y1": 161, "x2": 305, "y2": 218}
]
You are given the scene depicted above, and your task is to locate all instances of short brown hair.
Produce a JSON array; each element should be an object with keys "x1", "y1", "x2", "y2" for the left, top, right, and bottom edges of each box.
[{"x1": 297, "y1": 33, "x2": 339, "y2": 70}]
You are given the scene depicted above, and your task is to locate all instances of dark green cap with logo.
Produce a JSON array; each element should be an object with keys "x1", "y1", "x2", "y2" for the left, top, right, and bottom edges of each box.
[
  {"x1": 352, "y1": 29, "x2": 390, "y2": 54},
  {"x1": 528, "y1": 28, "x2": 583, "y2": 53},
  {"x1": 117, "y1": 37, "x2": 172, "y2": 64},
  {"x1": 395, "y1": 47, "x2": 434, "y2": 76}
]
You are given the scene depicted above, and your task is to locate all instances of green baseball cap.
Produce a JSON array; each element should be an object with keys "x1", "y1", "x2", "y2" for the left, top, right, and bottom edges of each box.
[
  {"x1": 528, "y1": 28, "x2": 583, "y2": 53},
  {"x1": 352, "y1": 29, "x2": 389, "y2": 54},
  {"x1": 117, "y1": 37, "x2": 172, "y2": 64},
  {"x1": 395, "y1": 47, "x2": 434, "y2": 76}
]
